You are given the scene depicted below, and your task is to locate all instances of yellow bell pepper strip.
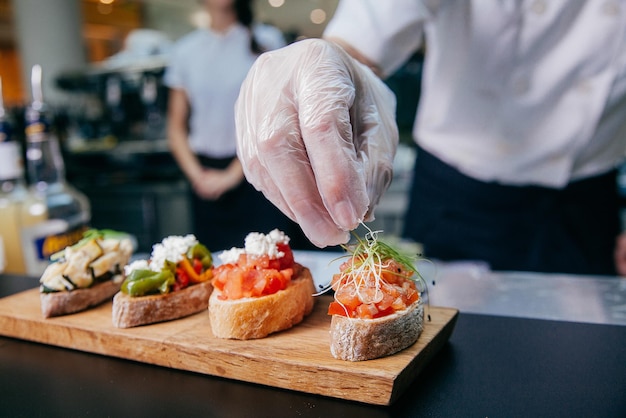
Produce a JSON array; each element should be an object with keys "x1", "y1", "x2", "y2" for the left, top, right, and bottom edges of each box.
[{"x1": 179, "y1": 257, "x2": 208, "y2": 284}]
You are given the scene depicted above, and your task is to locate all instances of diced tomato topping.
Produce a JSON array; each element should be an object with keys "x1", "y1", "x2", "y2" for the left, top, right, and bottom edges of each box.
[
  {"x1": 375, "y1": 306, "x2": 395, "y2": 318},
  {"x1": 252, "y1": 274, "x2": 267, "y2": 294},
  {"x1": 277, "y1": 243, "x2": 294, "y2": 270},
  {"x1": 406, "y1": 287, "x2": 419, "y2": 305},
  {"x1": 264, "y1": 275, "x2": 283, "y2": 295},
  {"x1": 328, "y1": 301, "x2": 351, "y2": 316},
  {"x1": 391, "y1": 296, "x2": 407, "y2": 311},
  {"x1": 356, "y1": 303, "x2": 378, "y2": 319},
  {"x1": 334, "y1": 286, "x2": 361, "y2": 312},
  {"x1": 377, "y1": 292, "x2": 395, "y2": 311},
  {"x1": 268, "y1": 258, "x2": 281, "y2": 270},
  {"x1": 329, "y1": 258, "x2": 419, "y2": 319},
  {"x1": 211, "y1": 267, "x2": 227, "y2": 291},
  {"x1": 222, "y1": 269, "x2": 244, "y2": 300},
  {"x1": 212, "y1": 243, "x2": 297, "y2": 300}
]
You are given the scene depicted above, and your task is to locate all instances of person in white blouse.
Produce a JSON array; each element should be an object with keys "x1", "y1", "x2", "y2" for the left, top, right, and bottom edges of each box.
[
  {"x1": 235, "y1": 0, "x2": 626, "y2": 275},
  {"x1": 165, "y1": 0, "x2": 305, "y2": 251}
]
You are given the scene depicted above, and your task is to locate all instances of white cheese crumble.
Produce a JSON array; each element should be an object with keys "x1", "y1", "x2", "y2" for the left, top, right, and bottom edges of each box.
[
  {"x1": 125, "y1": 234, "x2": 198, "y2": 275},
  {"x1": 218, "y1": 247, "x2": 246, "y2": 265},
  {"x1": 218, "y1": 229, "x2": 290, "y2": 264},
  {"x1": 150, "y1": 234, "x2": 198, "y2": 270},
  {"x1": 124, "y1": 259, "x2": 149, "y2": 276}
]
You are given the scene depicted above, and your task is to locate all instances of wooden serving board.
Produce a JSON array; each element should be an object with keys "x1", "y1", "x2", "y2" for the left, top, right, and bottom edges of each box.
[{"x1": 0, "y1": 288, "x2": 458, "y2": 405}]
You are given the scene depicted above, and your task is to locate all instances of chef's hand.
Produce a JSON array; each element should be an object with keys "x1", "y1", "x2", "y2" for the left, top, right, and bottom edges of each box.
[
  {"x1": 614, "y1": 232, "x2": 626, "y2": 276},
  {"x1": 235, "y1": 39, "x2": 398, "y2": 247}
]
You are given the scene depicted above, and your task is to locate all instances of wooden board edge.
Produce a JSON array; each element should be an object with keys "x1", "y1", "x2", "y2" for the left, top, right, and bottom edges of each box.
[
  {"x1": 0, "y1": 289, "x2": 460, "y2": 406},
  {"x1": 0, "y1": 313, "x2": 151, "y2": 360},
  {"x1": 163, "y1": 344, "x2": 396, "y2": 405},
  {"x1": 387, "y1": 307, "x2": 459, "y2": 405},
  {"x1": 273, "y1": 306, "x2": 460, "y2": 406},
  {"x1": 0, "y1": 311, "x2": 395, "y2": 405}
]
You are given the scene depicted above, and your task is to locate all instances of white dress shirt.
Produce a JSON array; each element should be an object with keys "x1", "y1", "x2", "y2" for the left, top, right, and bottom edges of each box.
[
  {"x1": 325, "y1": 0, "x2": 626, "y2": 187},
  {"x1": 165, "y1": 24, "x2": 284, "y2": 159}
]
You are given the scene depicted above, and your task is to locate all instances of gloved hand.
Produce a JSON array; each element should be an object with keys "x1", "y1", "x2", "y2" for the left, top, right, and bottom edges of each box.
[{"x1": 235, "y1": 39, "x2": 398, "y2": 247}]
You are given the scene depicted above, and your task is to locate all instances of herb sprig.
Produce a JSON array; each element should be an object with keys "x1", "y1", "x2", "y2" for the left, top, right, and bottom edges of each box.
[{"x1": 316, "y1": 224, "x2": 427, "y2": 298}]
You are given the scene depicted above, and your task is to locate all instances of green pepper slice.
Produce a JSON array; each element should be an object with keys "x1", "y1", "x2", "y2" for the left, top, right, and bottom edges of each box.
[{"x1": 121, "y1": 269, "x2": 175, "y2": 297}]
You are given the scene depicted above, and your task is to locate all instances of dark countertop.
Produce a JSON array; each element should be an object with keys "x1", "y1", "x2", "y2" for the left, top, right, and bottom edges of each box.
[{"x1": 1, "y1": 274, "x2": 625, "y2": 417}]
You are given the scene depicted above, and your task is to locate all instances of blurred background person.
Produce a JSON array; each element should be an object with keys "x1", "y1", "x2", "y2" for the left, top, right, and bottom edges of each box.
[
  {"x1": 165, "y1": 0, "x2": 306, "y2": 251},
  {"x1": 235, "y1": 0, "x2": 626, "y2": 275}
]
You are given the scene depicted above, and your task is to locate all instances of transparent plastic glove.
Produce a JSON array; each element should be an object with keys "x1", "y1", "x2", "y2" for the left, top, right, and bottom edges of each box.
[{"x1": 235, "y1": 39, "x2": 398, "y2": 247}]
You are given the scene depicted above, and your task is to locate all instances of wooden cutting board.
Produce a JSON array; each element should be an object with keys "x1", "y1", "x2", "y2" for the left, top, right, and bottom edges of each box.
[{"x1": 0, "y1": 288, "x2": 458, "y2": 405}]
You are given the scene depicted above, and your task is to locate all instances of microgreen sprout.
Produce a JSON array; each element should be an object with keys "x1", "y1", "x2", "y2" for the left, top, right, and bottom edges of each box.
[{"x1": 316, "y1": 223, "x2": 429, "y2": 319}]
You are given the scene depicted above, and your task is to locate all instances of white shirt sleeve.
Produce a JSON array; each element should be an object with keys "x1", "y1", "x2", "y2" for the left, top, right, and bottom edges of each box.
[
  {"x1": 323, "y1": 0, "x2": 431, "y2": 77},
  {"x1": 163, "y1": 44, "x2": 184, "y2": 90}
]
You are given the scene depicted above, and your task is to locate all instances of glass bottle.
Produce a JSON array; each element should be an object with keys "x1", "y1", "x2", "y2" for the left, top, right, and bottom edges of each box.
[
  {"x1": 0, "y1": 76, "x2": 47, "y2": 274},
  {"x1": 21, "y1": 65, "x2": 91, "y2": 276},
  {"x1": 0, "y1": 135, "x2": 27, "y2": 274},
  {"x1": 0, "y1": 78, "x2": 25, "y2": 273}
]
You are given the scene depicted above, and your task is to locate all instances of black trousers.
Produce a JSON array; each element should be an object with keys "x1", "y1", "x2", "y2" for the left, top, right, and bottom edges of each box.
[
  {"x1": 402, "y1": 147, "x2": 621, "y2": 275},
  {"x1": 192, "y1": 155, "x2": 314, "y2": 252}
]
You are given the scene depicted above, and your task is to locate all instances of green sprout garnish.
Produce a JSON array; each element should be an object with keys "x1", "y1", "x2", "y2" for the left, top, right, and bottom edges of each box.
[{"x1": 316, "y1": 224, "x2": 428, "y2": 300}]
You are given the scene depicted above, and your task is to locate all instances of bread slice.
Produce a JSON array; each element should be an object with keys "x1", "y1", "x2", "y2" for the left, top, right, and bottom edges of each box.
[
  {"x1": 112, "y1": 280, "x2": 213, "y2": 328},
  {"x1": 40, "y1": 275, "x2": 124, "y2": 318},
  {"x1": 209, "y1": 267, "x2": 315, "y2": 340},
  {"x1": 329, "y1": 300, "x2": 424, "y2": 361}
]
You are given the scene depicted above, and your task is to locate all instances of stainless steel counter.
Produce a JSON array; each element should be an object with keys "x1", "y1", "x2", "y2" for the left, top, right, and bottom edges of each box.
[{"x1": 294, "y1": 250, "x2": 626, "y2": 326}]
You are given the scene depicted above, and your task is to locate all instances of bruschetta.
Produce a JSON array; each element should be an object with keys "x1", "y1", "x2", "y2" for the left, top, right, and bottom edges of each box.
[
  {"x1": 39, "y1": 229, "x2": 134, "y2": 318},
  {"x1": 326, "y1": 229, "x2": 425, "y2": 361},
  {"x1": 209, "y1": 229, "x2": 315, "y2": 340},
  {"x1": 112, "y1": 234, "x2": 213, "y2": 328}
]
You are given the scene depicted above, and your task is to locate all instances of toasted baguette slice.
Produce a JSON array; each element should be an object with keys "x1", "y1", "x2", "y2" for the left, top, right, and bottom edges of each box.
[
  {"x1": 330, "y1": 300, "x2": 424, "y2": 361},
  {"x1": 40, "y1": 275, "x2": 124, "y2": 318},
  {"x1": 112, "y1": 280, "x2": 213, "y2": 328},
  {"x1": 209, "y1": 266, "x2": 315, "y2": 340}
]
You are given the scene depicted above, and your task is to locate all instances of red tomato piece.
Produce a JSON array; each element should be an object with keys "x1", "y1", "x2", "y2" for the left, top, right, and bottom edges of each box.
[
  {"x1": 374, "y1": 306, "x2": 395, "y2": 318},
  {"x1": 211, "y1": 266, "x2": 230, "y2": 291},
  {"x1": 406, "y1": 287, "x2": 419, "y2": 305},
  {"x1": 253, "y1": 274, "x2": 268, "y2": 296},
  {"x1": 377, "y1": 292, "x2": 395, "y2": 311},
  {"x1": 174, "y1": 267, "x2": 190, "y2": 291},
  {"x1": 223, "y1": 269, "x2": 243, "y2": 300},
  {"x1": 264, "y1": 275, "x2": 283, "y2": 295},
  {"x1": 241, "y1": 270, "x2": 257, "y2": 297},
  {"x1": 279, "y1": 267, "x2": 293, "y2": 282},
  {"x1": 356, "y1": 303, "x2": 379, "y2": 319},
  {"x1": 328, "y1": 301, "x2": 352, "y2": 317},
  {"x1": 277, "y1": 243, "x2": 294, "y2": 269},
  {"x1": 268, "y1": 258, "x2": 281, "y2": 270},
  {"x1": 391, "y1": 296, "x2": 406, "y2": 311},
  {"x1": 334, "y1": 287, "x2": 361, "y2": 311},
  {"x1": 193, "y1": 258, "x2": 203, "y2": 274}
]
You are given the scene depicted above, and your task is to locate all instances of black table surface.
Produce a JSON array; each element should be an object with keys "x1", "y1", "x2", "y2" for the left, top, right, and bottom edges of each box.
[{"x1": 1, "y1": 274, "x2": 625, "y2": 418}]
